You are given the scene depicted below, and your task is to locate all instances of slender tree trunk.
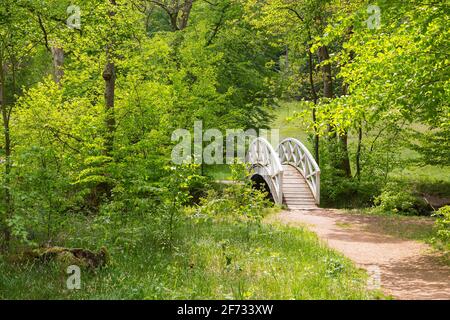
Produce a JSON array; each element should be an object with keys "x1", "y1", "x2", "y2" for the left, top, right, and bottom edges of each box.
[
  {"x1": 318, "y1": 45, "x2": 336, "y2": 140},
  {"x1": 51, "y1": 46, "x2": 64, "y2": 84},
  {"x1": 103, "y1": 0, "x2": 117, "y2": 157},
  {"x1": 103, "y1": 60, "x2": 116, "y2": 156},
  {"x1": 285, "y1": 45, "x2": 290, "y2": 71},
  {"x1": 307, "y1": 38, "x2": 319, "y2": 165},
  {"x1": 338, "y1": 132, "x2": 352, "y2": 178},
  {"x1": 317, "y1": 45, "x2": 332, "y2": 100},
  {"x1": 90, "y1": 0, "x2": 117, "y2": 206},
  {"x1": 0, "y1": 53, "x2": 12, "y2": 251},
  {"x1": 317, "y1": 44, "x2": 341, "y2": 175},
  {"x1": 312, "y1": 108, "x2": 319, "y2": 165},
  {"x1": 356, "y1": 123, "x2": 363, "y2": 180},
  {"x1": 338, "y1": 82, "x2": 352, "y2": 178},
  {"x1": 340, "y1": 27, "x2": 356, "y2": 179},
  {"x1": 206, "y1": 2, "x2": 230, "y2": 46}
]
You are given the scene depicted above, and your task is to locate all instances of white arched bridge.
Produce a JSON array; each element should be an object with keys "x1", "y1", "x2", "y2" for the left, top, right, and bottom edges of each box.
[{"x1": 246, "y1": 137, "x2": 320, "y2": 210}]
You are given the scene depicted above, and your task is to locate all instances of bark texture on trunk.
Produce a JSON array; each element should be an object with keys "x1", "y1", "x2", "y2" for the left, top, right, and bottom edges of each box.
[
  {"x1": 102, "y1": 60, "x2": 116, "y2": 156},
  {"x1": 318, "y1": 45, "x2": 336, "y2": 143},
  {"x1": 338, "y1": 132, "x2": 352, "y2": 178},
  {"x1": 338, "y1": 82, "x2": 352, "y2": 178},
  {"x1": 179, "y1": 0, "x2": 194, "y2": 30},
  {"x1": 317, "y1": 45, "x2": 332, "y2": 99},
  {"x1": 103, "y1": 0, "x2": 117, "y2": 157},
  {"x1": 152, "y1": 0, "x2": 195, "y2": 31},
  {"x1": 51, "y1": 46, "x2": 64, "y2": 84},
  {"x1": 356, "y1": 124, "x2": 363, "y2": 180},
  {"x1": 307, "y1": 38, "x2": 319, "y2": 165}
]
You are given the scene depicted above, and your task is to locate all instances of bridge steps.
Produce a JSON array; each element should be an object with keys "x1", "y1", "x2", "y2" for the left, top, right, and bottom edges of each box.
[{"x1": 282, "y1": 165, "x2": 318, "y2": 210}]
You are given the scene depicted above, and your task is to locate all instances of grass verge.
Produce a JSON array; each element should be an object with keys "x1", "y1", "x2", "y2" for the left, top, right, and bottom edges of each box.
[{"x1": 0, "y1": 217, "x2": 375, "y2": 300}]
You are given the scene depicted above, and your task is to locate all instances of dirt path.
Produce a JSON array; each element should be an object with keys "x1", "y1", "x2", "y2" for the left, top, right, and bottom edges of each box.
[{"x1": 270, "y1": 209, "x2": 450, "y2": 300}]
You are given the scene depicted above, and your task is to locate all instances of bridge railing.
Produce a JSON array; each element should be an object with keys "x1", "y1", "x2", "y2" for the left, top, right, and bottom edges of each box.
[
  {"x1": 277, "y1": 138, "x2": 320, "y2": 204},
  {"x1": 246, "y1": 137, "x2": 284, "y2": 204}
]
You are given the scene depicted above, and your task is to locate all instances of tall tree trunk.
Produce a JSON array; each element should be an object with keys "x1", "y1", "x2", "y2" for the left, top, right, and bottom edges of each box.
[
  {"x1": 103, "y1": 0, "x2": 117, "y2": 157},
  {"x1": 0, "y1": 53, "x2": 12, "y2": 251},
  {"x1": 179, "y1": 0, "x2": 194, "y2": 30},
  {"x1": 318, "y1": 45, "x2": 336, "y2": 139},
  {"x1": 51, "y1": 46, "x2": 64, "y2": 84},
  {"x1": 338, "y1": 132, "x2": 352, "y2": 178},
  {"x1": 355, "y1": 123, "x2": 363, "y2": 180},
  {"x1": 338, "y1": 82, "x2": 352, "y2": 178},
  {"x1": 318, "y1": 44, "x2": 340, "y2": 174},
  {"x1": 307, "y1": 36, "x2": 319, "y2": 165},
  {"x1": 90, "y1": 0, "x2": 117, "y2": 206},
  {"x1": 103, "y1": 60, "x2": 116, "y2": 156},
  {"x1": 340, "y1": 26, "x2": 356, "y2": 179},
  {"x1": 317, "y1": 45, "x2": 332, "y2": 100}
]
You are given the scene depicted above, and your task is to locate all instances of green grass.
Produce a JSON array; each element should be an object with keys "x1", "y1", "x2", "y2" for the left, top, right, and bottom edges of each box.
[
  {"x1": 0, "y1": 218, "x2": 375, "y2": 300},
  {"x1": 270, "y1": 101, "x2": 311, "y2": 147},
  {"x1": 390, "y1": 165, "x2": 450, "y2": 192}
]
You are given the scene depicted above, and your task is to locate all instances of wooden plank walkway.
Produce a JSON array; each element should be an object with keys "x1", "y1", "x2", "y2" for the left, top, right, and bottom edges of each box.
[{"x1": 282, "y1": 165, "x2": 318, "y2": 210}]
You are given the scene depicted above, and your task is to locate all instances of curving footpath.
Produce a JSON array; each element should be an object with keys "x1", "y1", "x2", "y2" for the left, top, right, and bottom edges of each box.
[{"x1": 269, "y1": 209, "x2": 450, "y2": 300}]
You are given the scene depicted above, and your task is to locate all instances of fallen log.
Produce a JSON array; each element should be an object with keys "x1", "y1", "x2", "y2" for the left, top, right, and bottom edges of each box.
[{"x1": 10, "y1": 246, "x2": 110, "y2": 269}]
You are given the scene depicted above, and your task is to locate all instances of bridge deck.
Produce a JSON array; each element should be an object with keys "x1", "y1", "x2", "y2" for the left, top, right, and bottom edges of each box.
[{"x1": 282, "y1": 165, "x2": 318, "y2": 210}]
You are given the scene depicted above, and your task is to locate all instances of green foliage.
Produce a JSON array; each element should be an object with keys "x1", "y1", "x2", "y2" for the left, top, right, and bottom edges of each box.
[
  {"x1": 76, "y1": 156, "x2": 115, "y2": 187},
  {"x1": 318, "y1": 139, "x2": 384, "y2": 208},
  {"x1": 373, "y1": 182, "x2": 430, "y2": 216},
  {"x1": 0, "y1": 0, "x2": 281, "y2": 250},
  {"x1": 89, "y1": 164, "x2": 206, "y2": 251},
  {"x1": 434, "y1": 206, "x2": 450, "y2": 246},
  {"x1": 324, "y1": 0, "x2": 449, "y2": 161},
  {"x1": 196, "y1": 163, "x2": 271, "y2": 225},
  {"x1": 254, "y1": 0, "x2": 449, "y2": 213},
  {"x1": 411, "y1": 120, "x2": 450, "y2": 166},
  {"x1": 187, "y1": 163, "x2": 274, "y2": 247},
  {"x1": 1, "y1": 0, "x2": 448, "y2": 298},
  {"x1": 0, "y1": 218, "x2": 373, "y2": 299}
]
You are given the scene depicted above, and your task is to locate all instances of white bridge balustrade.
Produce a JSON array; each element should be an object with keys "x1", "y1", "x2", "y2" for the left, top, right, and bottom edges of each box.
[
  {"x1": 246, "y1": 137, "x2": 320, "y2": 210},
  {"x1": 246, "y1": 137, "x2": 284, "y2": 204}
]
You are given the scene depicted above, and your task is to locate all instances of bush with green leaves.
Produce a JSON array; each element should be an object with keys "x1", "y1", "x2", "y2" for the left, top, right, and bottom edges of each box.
[
  {"x1": 195, "y1": 163, "x2": 272, "y2": 227},
  {"x1": 373, "y1": 182, "x2": 430, "y2": 216},
  {"x1": 433, "y1": 206, "x2": 450, "y2": 247},
  {"x1": 90, "y1": 164, "x2": 207, "y2": 251},
  {"x1": 318, "y1": 141, "x2": 385, "y2": 208}
]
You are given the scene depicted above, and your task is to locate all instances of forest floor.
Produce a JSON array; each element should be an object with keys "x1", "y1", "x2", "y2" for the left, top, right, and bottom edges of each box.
[
  {"x1": 0, "y1": 216, "x2": 375, "y2": 299},
  {"x1": 267, "y1": 209, "x2": 450, "y2": 300}
]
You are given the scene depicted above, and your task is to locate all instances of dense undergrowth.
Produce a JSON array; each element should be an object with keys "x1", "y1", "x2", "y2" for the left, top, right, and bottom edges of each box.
[
  {"x1": 0, "y1": 216, "x2": 376, "y2": 300},
  {"x1": 0, "y1": 166, "x2": 375, "y2": 299}
]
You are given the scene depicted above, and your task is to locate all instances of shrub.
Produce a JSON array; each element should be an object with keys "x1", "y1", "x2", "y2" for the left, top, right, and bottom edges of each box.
[
  {"x1": 87, "y1": 164, "x2": 205, "y2": 251},
  {"x1": 373, "y1": 182, "x2": 430, "y2": 216},
  {"x1": 195, "y1": 163, "x2": 271, "y2": 227},
  {"x1": 434, "y1": 206, "x2": 450, "y2": 245},
  {"x1": 318, "y1": 140, "x2": 384, "y2": 208}
]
